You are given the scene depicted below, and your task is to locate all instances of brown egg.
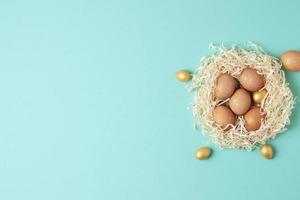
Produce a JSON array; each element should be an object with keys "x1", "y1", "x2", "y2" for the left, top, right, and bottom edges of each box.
[
  {"x1": 281, "y1": 50, "x2": 300, "y2": 72},
  {"x1": 244, "y1": 107, "x2": 265, "y2": 131},
  {"x1": 229, "y1": 89, "x2": 251, "y2": 115},
  {"x1": 214, "y1": 74, "x2": 238, "y2": 99},
  {"x1": 213, "y1": 106, "x2": 236, "y2": 130},
  {"x1": 239, "y1": 68, "x2": 264, "y2": 92}
]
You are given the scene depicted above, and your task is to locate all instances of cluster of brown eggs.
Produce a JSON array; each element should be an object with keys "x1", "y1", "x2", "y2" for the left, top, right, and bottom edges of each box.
[
  {"x1": 213, "y1": 68, "x2": 267, "y2": 131},
  {"x1": 176, "y1": 68, "x2": 273, "y2": 160},
  {"x1": 176, "y1": 49, "x2": 300, "y2": 160}
]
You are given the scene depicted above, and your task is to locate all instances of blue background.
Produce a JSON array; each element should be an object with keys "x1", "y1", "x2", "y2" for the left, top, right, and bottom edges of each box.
[{"x1": 0, "y1": 0, "x2": 300, "y2": 199}]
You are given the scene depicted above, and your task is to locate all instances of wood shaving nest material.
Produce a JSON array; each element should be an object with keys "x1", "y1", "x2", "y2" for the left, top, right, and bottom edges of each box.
[{"x1": 189, "y1": 43, "x2": 295, "y2": 150}]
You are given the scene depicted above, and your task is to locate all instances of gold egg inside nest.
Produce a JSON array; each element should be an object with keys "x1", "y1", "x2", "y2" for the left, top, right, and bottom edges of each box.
[{"x1": 252, "y1": 89, "x2": 268, "y2": 104}]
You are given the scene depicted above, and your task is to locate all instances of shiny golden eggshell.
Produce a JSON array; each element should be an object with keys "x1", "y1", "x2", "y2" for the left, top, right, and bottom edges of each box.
[
  {"x1": 239, "y1": 68, "x2": 265, "y2": 92},
  {"x1": 252, "y1": 89, "x2": 268, "y2": 104},
  {"x1": 214, "y1": 74, "x2": 238, "y2": 100},
  {"x1": 244, "y1": 107, "x2": 265, "y2": 131},
  {"x1": 195, "y1": 147, "x2": 212, "y2": 160},
  {"x1": 213, "y1": 105, "x2": 236, "y2": 130},
  {"x1": 281, "y1": 50, "x2": 300, "y2": 72},
  {"x1": 229, "y1": 89, "x2": 251, "y2": 115},
  {"x1": 176, "y1": 70, "x2": 191, "y2": 82},
  {"x1": 260, "y1": 144, "x2": 273, "y2": 159}
]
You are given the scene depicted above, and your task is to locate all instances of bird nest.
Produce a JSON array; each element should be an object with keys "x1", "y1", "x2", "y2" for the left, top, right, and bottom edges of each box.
[{"x1": 190, "y1": 43, "x2": 295, "y2": 150}]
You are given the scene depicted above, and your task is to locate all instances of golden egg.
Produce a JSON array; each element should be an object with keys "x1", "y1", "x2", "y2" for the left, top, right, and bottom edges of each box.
[
  {"x1": 215, "y1": 74, "x2": 238, "y2": 100},
  {"x1": 195, "y1": 147, "x2": 212, "y2": 160},
  {"x1": 260, "y1": 144, "x2": 273, "y2": 159},
  {"x1": 239, "y1": 68, "x2": 265, "y2": 92},
  {"x1": 213, "y1": 105, "x2": 236, "y2": 130},
  {"x1": 281, "y1": 50, "x2": 300, "y2": 72},
  {"x1": 244, "y1": 107, "x2": 265, "y2": 131},
  {"x1": 176, "y1": 70, "x2": 191, "y2": 82},
  {"x1": 252, "y1": 89, "x2": 268, "y2": 104},
  {"x1": 229, "y1": 89, "x2": 251, "y2": 115}
]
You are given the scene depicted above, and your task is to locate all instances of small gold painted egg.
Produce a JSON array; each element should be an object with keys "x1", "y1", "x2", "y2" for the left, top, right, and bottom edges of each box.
[
  {"x1": 195, "y1": 147, "x2": 212, "y2": 160},
  {"x1": 176, "y1": 70, "x2": 191, "y2": 82},
  {"x1": 260, "y1": 144, "x2": 273, "y2": 159},
  {"x1": 252, "y1": 89, "x2": 268, "y2": 104}
]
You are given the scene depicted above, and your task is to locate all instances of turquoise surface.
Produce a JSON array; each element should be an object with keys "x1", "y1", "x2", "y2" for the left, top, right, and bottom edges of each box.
[{"x1": 0, "y1": 0, "x2": 300, "y2": 199}]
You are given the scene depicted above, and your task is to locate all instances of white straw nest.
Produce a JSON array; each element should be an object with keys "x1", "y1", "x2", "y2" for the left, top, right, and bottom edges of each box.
[{"x1": 190, "y1": 43, "x2": 295, "y2": 151}]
